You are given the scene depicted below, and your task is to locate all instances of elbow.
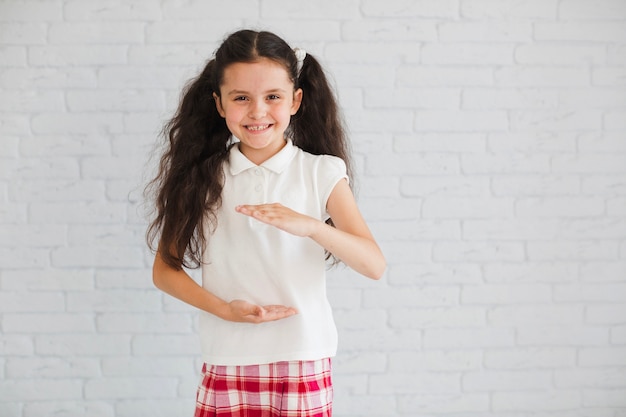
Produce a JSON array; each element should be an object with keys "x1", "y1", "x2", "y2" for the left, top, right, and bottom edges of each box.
[{"x1": 364, "y1": 255, "x2": 386, "y2": 281}]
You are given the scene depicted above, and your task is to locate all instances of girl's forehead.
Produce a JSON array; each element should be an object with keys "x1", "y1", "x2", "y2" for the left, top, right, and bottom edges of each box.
[{"x1": 221, "y1": 58, "x2": 293, "y2": 87}]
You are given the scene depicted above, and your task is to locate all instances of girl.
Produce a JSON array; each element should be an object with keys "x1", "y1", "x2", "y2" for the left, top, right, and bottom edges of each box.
[{"x1": 146, "y1": 29, "x2": 385, "y2": 416}]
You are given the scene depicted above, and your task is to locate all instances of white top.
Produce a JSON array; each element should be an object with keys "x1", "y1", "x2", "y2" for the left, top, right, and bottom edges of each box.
[{"x1": 199, "y1": 139, "x2": 348, "y2": 366}]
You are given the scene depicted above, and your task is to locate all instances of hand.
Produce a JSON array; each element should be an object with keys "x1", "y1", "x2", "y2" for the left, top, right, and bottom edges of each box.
[
  {"x1": 235, "y1": 203, "x2": 320, "y2": 237},
  {"x1": 226, "y1": 299, "x2": 298, "y2": 324}
]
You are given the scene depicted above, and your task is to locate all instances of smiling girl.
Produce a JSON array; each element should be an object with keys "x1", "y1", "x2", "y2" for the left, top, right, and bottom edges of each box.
[{"x1": 146, "y1": 29, "x2": 385, "y2": 417}]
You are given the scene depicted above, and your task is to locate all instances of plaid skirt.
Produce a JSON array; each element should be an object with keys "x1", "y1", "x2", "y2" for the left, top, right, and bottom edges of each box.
[{"x1": 194, "y1": 358, "x2": 333, "y2": 417}]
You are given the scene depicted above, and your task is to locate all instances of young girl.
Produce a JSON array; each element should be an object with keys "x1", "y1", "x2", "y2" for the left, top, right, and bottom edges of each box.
[{"x1": 146, "y1": 29, "x2": 385, "y2": 416}]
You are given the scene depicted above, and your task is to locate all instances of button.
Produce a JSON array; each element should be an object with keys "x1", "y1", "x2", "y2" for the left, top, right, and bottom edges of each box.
[
  {"x1": 255, "y1": 184, "x2": 262, "y2": 192},
  {"x1": 254, "y1": 168, "x2": 262, "y2": 176}
]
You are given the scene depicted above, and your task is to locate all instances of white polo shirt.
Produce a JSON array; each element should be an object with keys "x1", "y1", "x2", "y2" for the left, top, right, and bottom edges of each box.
[{"x1": 199, "y1": 139, "x2": 348, "y2": 366}]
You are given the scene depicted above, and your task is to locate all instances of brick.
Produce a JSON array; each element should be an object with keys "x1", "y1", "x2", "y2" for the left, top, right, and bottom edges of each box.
[
  {"x1": 0, "y1": 335, "x2": 34, "y2": 355},
  {"x1": 363, "y1": 286, "x2": 459, "y2": 308},
  {"x1": 102, "y1": 356, "x2": 195, "y2": 377},
  {"x1": 559, "y1": 0, "x2": 626, "y2": 19},
  {"x1": 64, "y1": 0, "x2": 162, "y2": 20},
  {"x1": 0, "y1": 290, "x2": 66, "y2": 313},
  {"x1": 462, "y1": 283, "x2": 552, "y2": 304},
  {"x1": 515, "y1": 197, "x2": 605, "y2": 218},
  {"x1": 593, "y1": 68, "x2": 626, "y2": 86},
  {"x1": 145, "y1": 21, "x2": 242, "y2": 44},
  {"x1": 518, "y1": 326, "x2": 609, "y2": 346},
  {"x1": 23, "y1": 401, "x2": 114, "y2": 417},
  {"x1": 0, "y1": 269, "x2": 94, "y2": 291},
  {"x1": 439, "y1": 20, "x2": 532, "y2": 42},
  {"x1": 0, "y1": 22, "x2": 47, "y2": 44},
  {"x1": 342, "y1": 20, "x2": 437, "y2": 41},
  {"x1": 510, "y1": 110, "x2": 602, "y2": 131},
  {"x1": 6, "y1": 357, "x2": 100, "y2": 378},
  {"x1": 36, "y1": 334, "x2": 132, "y2": 356},
  {"x1": 326, "y1": 41, "x2": 419, "y2": 64},
  {"x1": 85, "y1": 377, "x2": 177, "y2": 400},
  {"x1": 401, "y1": 175, "x2": 490, "y2": 198},
  {"x1": 422, "y1": 43, "x2": 514, "y2": 66},
  {"x1": 95, "y1": 269, "x2": 153, "y2": 289},
  {"x1": 399, "y1": 392, "x2": 490, "y2": 414},
  {"x1": 463, "y1": 370, "x2": 553, "y2": 392},
  {"x1": 488, "y1": 305, "x2": 584, "y2": 326},
  {"x1": 535, "y1": 21, "x2": 626, "y2": 42},
  {"x1": 96, "y1": 313, "x2": 193, "y2": 333},
  {"x1": 30, "y1": 202, "x2": 126, "y2": 224},
  {"x1": 359, "y1": 197, "x2": 420, "y2": 221},
  {"x1": 48, "y1": 22, "x2": 144, "y2": 44},
  {"x1": 579, "y1": 347, "x2": 626, "y2": 366},
  {"x1": 484, "y1": 347, "x2": 576, "y2": 369},
  {"x1": 131, "y1": 334, "x2": 202, "y2": 355},
  {"x1": 66, "y1": 290, "x2": 160, "y2": 312},
  {"x1": 388, "y1": 262, "x2": 482, "y2": 285},
  {"x1": 0, "y1": 379, "x2": 83, "y2": 401},
  {"x1": 422, "y1": 196, "x2": 514, "y2": 219},
  {"x1": 463, "y1": 88, "x2": 558, "y2": 110},
  {"x1": 128, "y1": 44, "x2": 216, "y2": 66},
  {"x1": 0, "y1": 68, "x2": 96, "y2": 89},
  {"x1": 398, "y1": 66, "x2": 493, "y2": 86},
  {"x1": 0, "y1": 90, "x2": 64, "y2": 112},
  {"x1": 461, "y1": 153, "x2": 551, "y2": 174},
  {"x1": 115, "y1": 399, "x2": 194, "y2": 417},
  {"x1": 19, "y1": 135, "x2": 110, "y2": 157},
  {"x1": 416, "y1": 110, "x2": 509, "y2": 132},
  {"x1": 515, "y1": 44, "x2": 606, "y2": 65},
  {"x1": 433, "y1": 241, "x2": 524, "y2": 261},
  {"x1": 3, "y1": 313, "x2": 94, "y2": 333},
  {"x1": 262, "y1": 0, "x2": 359, "y2": 19},
  {"x1": 587, "y1": 304, "x2": 626, "y2": 324},
  {"x1": 555, "y1": 283, "x2": 626, "y2": 303},
  {"x1": 495, "y1": 67, "x2": 589, "y2": 87},
  {"x1": 493, "y1": 390, "x2": 582, "y2": 412},
  {"x1": 395, "y1": 133, "x2": 485, "y2": 152},
  {"x1": 529, "y1": 241, "x2": 619, "y2": 261},
  {"x1": 461, "y1": 0, "x2": 558, "y2": 18},
  {"x1": 389, "y1": 306, "x2": 486, "y2": 329},
  {"x1": 366, "y1": 153, "x2": 460, "y2": 176},
  {"x1": 559, "y1": 90, "x2": 626, "y2": 109},
  {"x1": 29, "y1": 45, "x2": 128, "y2": 66},
  {"x1": 9, "y1": 180, "x2": 104, "y2": 202},
  {"x1": 484, "y1": 263, "x2": 578, "y2": 283},
  {"x1": 492, "y1": 175, "x2": 580, "y2": 196},
  {"x1": 334, "y1": 308, "x2": 387, "y2": 330},
  {"x1": 553, "y1": 154, "x2": 626, "y2": 174},
  {"x1": 389, "y1": 350, "x2": 482, "y2": 372},
  {"x1": 582, "y1": 176, "x2": 626, "y2": 195},
  {"x1": 424, "y1": 327, "x2": 515, "y2": 349},
  {"x1": 31, "y1": 113, "x2": 124, "y2": 135},
  {"x1": 370, "y1": 372, "x2": 460, "y2": 394},
  {"x1": 344, "y1": 109, "x2": 414, "y2": 133}
]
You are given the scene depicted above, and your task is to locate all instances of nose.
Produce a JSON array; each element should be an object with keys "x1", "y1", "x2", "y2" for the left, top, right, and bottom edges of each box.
[{"x1": 248, "y1": 100, "x2": 267, "y2": 119}]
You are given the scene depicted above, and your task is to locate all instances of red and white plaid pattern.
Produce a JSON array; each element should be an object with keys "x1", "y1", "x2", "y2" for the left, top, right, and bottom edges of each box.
[{"x1": 194, "y1": 358, "x2": 333, "y2": 417}]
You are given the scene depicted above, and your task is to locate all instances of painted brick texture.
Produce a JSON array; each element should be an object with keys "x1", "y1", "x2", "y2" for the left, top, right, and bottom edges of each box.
[{"x1": 1, "y1": 0, "x2": 625, "y2": 416}]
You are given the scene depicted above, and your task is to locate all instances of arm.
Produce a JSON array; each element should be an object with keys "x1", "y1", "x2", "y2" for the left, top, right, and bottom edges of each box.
[
  {"x1": 152, "y1": 250, "x2": 297, "y2": 323},
  {"x1": 235, "y1": 179, "x2": 386, "y2": 280}
]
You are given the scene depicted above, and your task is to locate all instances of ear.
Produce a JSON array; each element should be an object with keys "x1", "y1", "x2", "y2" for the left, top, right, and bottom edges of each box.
[
  {"x1": 290, "y1": 88, "x2": 303, "y2": 115},
  {"x1": 213, "y1": 92, "x2": 225, "y2": 118}
]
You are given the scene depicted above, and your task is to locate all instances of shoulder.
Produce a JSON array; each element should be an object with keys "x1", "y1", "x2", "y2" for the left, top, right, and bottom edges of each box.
[{"x1": 294, "y1": 146, "x2": 347, "y2": 175}]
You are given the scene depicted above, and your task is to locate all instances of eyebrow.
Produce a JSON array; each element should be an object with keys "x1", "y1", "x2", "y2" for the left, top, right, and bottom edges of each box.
[{"x1": 226, "y1": 88, "x2": 288, "y2": 96}]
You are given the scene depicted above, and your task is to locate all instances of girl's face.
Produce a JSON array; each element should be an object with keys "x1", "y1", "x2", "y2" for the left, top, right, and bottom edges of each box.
[{"x1": 214, "y1": 58, "x2": 302, "y2": 165}]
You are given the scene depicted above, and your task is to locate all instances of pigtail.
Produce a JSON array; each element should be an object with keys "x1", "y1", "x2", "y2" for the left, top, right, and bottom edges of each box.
[
  {"x1": 146, "y1": 59, "x2": 231, "y2": 270},
  {"x1": 291, "y1": 54, "x2": 353, "y2": 183}
]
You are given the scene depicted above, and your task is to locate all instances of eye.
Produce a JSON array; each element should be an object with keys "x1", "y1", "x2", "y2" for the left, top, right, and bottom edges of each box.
[
  {"x1": 234, "y1": 96, "x2": 248, "y2": 101},
  {"x1": 267, "y1": 94, "x2": 280, "y2": 100}
]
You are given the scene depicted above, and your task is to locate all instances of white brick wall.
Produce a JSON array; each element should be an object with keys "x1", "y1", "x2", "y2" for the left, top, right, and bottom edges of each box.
[{"x1": 1, "y1": 0, "x2": 625, "y2": 416}]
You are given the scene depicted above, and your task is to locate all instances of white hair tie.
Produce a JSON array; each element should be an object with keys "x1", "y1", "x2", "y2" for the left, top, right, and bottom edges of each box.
[{"x1": 294, "y1": 48, "x2": 306, "y2": 76}]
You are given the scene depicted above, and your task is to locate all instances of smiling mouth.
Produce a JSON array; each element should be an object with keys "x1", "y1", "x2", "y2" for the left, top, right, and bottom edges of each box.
[{"x1": 246, "y1": 124, "x2": 271, "y2": 131}]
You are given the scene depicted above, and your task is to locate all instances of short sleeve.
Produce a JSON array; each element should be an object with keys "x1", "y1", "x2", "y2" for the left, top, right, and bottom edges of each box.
[{"x1": 316, "y1": 155, "x2": 348, "y2": 218}]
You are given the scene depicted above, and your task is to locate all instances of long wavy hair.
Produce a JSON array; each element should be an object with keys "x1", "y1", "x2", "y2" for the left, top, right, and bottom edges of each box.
[{"x1": 146, "y1": 29, "x2": 352, "y2": 270}]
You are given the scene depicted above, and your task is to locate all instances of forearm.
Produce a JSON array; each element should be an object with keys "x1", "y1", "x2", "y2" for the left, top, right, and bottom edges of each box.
[
  {"x1": 309, "y1": 221, "x2": 386, "y2": 280},
  {"x1": 152, "y1": 254, "x2": 229, "y2": 319}
]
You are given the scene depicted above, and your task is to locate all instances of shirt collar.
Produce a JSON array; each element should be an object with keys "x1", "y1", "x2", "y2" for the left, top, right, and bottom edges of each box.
[{"x1": 228, "y1": 139, "x2": 297, "y2": 175}]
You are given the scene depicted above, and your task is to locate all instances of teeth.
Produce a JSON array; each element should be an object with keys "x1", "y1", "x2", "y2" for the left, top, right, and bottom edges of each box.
[{"x1": 247, "y1": 125, "x2": 269, "y2": 131}]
